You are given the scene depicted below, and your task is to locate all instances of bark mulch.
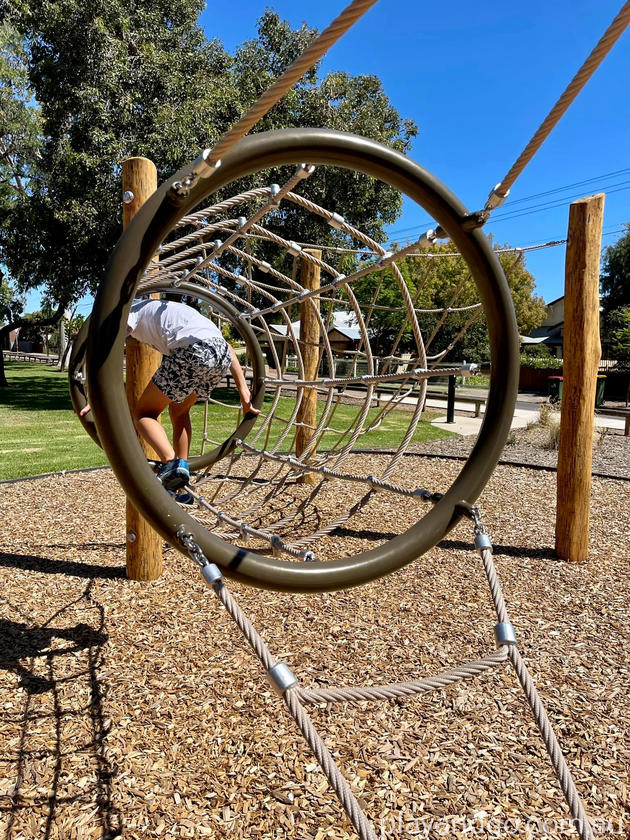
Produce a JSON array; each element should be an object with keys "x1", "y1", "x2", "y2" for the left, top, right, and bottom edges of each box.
[
  {"x1": 411, "y1": 420, "x2": 630, "y2": 480},
  {"x1": 1, "y1": 456, "x2": 628, "y2": 839}
]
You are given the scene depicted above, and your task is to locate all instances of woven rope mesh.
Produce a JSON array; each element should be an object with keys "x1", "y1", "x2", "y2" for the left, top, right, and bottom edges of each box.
[{"x1": 135, "y1": 162, "x2": 503, "y2": 562}]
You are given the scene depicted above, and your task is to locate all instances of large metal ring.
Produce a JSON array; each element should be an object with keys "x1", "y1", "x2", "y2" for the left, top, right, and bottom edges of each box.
[{"x1": 85, "y1": 128, "x2": 519, "y2": 592}]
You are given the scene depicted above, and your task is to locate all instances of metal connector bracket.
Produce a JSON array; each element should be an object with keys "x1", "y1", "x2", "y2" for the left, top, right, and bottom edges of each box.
[
  {"x1": 494, "y1": 621, "x2": 517, "y2": 646},
  {"x1": 201, "y1": 562, "x2": 223, "y2": 587},
  {"x1": 475, "y1": 532, "x2": 493, "y2": 552},
  {"x1": 267, "y1": 662, "x2": 298, "y2": 696}
]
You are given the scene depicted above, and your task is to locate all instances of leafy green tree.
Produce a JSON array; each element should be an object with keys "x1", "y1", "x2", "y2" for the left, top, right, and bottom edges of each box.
[
  {"x1": 600, "y1": 226, "x2": 630, "y2": 366},
  {"x1": 605, "y1": 305, "x2": 630, "y2": 369},
  {"x1": 1, "y1": 4, "x2": 417, "y2": 379},
  {"x1": 0, "y1": 21, "x2": 66, "y2": 385},
  {"x1": 601, "y1": 224, "x2": 630, "y2": 317},
  {"x1": 352, "y1": 242, "x2": 546, "y2": 362}
]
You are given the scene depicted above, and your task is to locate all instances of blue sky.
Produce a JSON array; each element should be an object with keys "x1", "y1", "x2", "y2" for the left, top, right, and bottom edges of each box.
[
  {"x1": 199, "y1": 0, "x2": 630, "y2": 304},
  {"x1": 33, "y1": 0, "x2": 629, "y2": 315}
]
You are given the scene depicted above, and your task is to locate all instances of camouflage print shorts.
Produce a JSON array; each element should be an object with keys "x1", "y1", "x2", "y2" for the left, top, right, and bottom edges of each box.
[{"x1": 152, "y1": 338, "x2": 232, "y2": 403}]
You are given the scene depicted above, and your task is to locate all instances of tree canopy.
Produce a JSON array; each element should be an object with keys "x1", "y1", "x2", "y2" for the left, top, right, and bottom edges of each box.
[
  {"x1": 0, "y1": 3, "x2": 416, "y2": 313},
  {"x1": 351, "y1": 242, "x2": 547, "y2": 362},
  {"x1": 600, "y1": 225, "x2": 630, "y2": 363},
  {"x1": 601, "y1": 224, "x2": 630, "y2": 317}
]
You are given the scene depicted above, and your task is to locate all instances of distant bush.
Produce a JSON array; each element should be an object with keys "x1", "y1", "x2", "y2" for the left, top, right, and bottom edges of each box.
[{"x1": 520, "y1": 352, "x2": 562, "y2": 370}]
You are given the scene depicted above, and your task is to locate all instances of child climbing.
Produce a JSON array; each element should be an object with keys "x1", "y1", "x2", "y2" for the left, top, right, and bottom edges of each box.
[{"x1": 80, "y1": 298, "x2": 259, "y2": 494}]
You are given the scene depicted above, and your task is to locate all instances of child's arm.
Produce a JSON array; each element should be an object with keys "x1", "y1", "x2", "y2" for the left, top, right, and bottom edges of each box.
[{"x1": 228, "y1": 345, "x2": 260, "y2": 416}]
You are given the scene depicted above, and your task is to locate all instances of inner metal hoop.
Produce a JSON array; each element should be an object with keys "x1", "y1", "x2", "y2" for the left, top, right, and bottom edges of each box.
[
  {"x1": 85, "y1": 128, "x2": 519, "y2": 592},
  {"x1": 69, "y1": 283, "x2": 267, "y2": 466}
]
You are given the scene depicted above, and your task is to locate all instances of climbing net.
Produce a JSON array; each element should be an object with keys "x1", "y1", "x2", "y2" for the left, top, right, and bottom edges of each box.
[{"x1": 79, "y1": 143, "x2": 519, "y2": 581}]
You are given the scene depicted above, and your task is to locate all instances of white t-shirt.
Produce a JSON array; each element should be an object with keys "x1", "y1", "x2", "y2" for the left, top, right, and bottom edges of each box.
[{"x1": 127, "y1": 299, "x2": 224, "y2": 356}]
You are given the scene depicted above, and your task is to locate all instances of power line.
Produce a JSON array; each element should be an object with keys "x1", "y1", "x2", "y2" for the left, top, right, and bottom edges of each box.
[
  {"x1": 386, "y1": 169, "x2": 630, "y2": 239},
  {"x1": 490, "y1": 181, "x2": 630, "y2": 224}
]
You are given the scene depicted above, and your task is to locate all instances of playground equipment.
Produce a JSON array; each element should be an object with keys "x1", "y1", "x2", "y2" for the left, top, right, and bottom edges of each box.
[
  {"x1": 68, "y1": 0, "x2": 630, "y2": 837},
  {"x1": 72, "y1": 129, "x2": 520, "y2": 590}
]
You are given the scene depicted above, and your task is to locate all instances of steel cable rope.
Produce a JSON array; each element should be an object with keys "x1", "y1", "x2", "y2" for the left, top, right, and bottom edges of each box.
[
  {"x1": 177, "y1": 506, "x2": 595, "y2": 840},
  {"x1": 387, "y1": 168, "x2": 630, "y2": 238},
  {"x1": 480, "y1": 1, "x2": 630, "y2": 216}
]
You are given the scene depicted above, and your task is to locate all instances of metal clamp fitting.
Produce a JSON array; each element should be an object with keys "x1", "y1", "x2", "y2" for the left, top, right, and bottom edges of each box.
[
  {"x1": 296, "y1": 163, "x2": 315, "y2": 179},
  {"x1": 171, "y1": 152, "x2": 221, "y2": 196},
  {"x1": 475, "y1": 531, "x2": 493, "y2": 552},
  {"x1": 494, "y1": 621, "x2": 517, "y2": 646},
  {"x1": 267, "y1": 662, "x2": 298, "y2": 696},
  {"x1": 485, "y1": 183, "x2": 510, "y2": 212},
  {"x1": 417, "y1": 229, "x2": 437, "y2": 248},
  {"x1": 328, "y1": 212, "x2": 345, "y2": 229},
  {"x1": 269, "y1": 183, "x2": 281, "y2": 205},
  {"x1": 193, "y1": 149, "x2": 221, "y2": 180},
  {"x1": 201, "y1": 562, "x2": 223, "y2": 587}
]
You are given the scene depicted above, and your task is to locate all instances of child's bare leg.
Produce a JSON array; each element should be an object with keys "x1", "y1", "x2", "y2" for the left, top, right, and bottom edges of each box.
[
  {"x1": 134, "y1": 380, "x2": 175, "y2": 462},
  {"x1": 168, "y1": 393, "x2": 197, "y2": 460}
]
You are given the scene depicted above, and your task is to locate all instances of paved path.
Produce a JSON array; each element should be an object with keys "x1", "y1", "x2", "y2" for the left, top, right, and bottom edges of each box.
[{"x1": 428, "y1": 391, "x2": 627, "y2": 436}]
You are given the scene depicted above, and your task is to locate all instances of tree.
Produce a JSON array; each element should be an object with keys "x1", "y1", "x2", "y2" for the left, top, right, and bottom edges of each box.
[
  {"x1": 1, "y1": 4, "x2": 417, "y2": 378},
  {"x1": 351, "y1": 242, "x2": 546, "y2": 363},
  {"x1": 0, "y1": 21, "x2": 66, "y2": 385},
  {"x1": 601, "y1": 224, "x2": 630, "y2": 318},
  {"x1": 600, "y1": 226, "x2": 630, "y2": 365},
  {"x1": 211, "y1": 12, "x2": 417, "y2": 308},
  {"x1": 606, "y1": 306, "x2": 630, "y2": 370}
]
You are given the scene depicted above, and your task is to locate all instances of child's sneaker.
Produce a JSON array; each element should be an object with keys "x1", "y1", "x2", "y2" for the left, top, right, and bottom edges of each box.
[
  {"x1": 157, "y1": 458, "x2": 190, "y2": 491},
  {"x1": 174, "y1": 491, "x2": 195, "y2": 506}
]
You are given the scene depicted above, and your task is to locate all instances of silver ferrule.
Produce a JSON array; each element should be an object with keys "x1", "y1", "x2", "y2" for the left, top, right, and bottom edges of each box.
[
  {"x1": 296, "y1": 163, "x2": 315, "y2": 179},
  {"x1": 269, "y1": 183, "x2": 281, "y2": 204},
  {"x1": 485, "y1": 183, "x2": 509, "y2": 212},
  {"x1": 192, "y1": 149, "x2": 221, "y2": 180},
  {"x1": 287, "y1": 240, "x2": 302, "y2": 257},
  {"x1": 259, "y1": 261, "x2": 271, "y2": 273},
  {"x1": 417, "y1": 229, "x2": 437, "y2": 248},
  {"x1": 328, "y1": 212, "x2": 345, "y2": 229},
  {"x1": 201, "y1": 562, "x2": 223, "y2": 587},
  {"x1": 267, "y1": 662, "x2": 298, "y2": 696},
  {"x1": 494, "y1": 621, "x2": 517, "y2": 646},
  {"x1": 475, "y1": 532, "x2": 493, "y2": 552},
  {"x1": 461, "y1": 363, "x2": 479, "y2": 374}
]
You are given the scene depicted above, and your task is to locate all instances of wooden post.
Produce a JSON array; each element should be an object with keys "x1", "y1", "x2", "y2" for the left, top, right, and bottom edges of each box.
[
  {"x1": 123, "y1": 157, "x2": 163, "y2": 581},
  {"x1": 296, "y1": 249, "x2": 321, "y2": 484},
  {"x1": 555, "y1": 194, "x2": 604, "y2": 563}
]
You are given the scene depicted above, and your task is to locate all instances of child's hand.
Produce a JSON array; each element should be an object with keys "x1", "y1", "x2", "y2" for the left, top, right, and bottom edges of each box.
[
  {"x1": 78, "y1": 403, "x2": 91, "y2": 417},
  {"x1": 240, "y1": 394, "x2": 260, "y2": 417}
]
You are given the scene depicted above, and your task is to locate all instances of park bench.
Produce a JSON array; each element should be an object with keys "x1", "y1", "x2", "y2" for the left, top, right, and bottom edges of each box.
[
  {"x1": 596, "y1": 406, "x2": 630, "y2": 435},
  {"x1": 3, "y1": 350, "x2": 59, "y2": 366},
  {"x1": 423, "y1": 389, "x2": 486, "y2": 417}
]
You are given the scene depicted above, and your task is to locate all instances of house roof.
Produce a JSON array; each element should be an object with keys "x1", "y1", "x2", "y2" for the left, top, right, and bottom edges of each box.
[{"x1": 266, "y1": 313, "x2": 363, "y2": 343}]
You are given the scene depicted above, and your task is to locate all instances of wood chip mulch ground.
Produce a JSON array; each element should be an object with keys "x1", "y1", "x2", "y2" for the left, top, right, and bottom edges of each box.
[
  {"x1": 1, "y1": 448, "x2": 628, "y2": 839},
  {"x1": 411, "y1": 421, "x2": 630, "y2": 480}
]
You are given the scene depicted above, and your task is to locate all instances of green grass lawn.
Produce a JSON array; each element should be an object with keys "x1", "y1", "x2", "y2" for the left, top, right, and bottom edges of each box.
[{"x1": 0, "y1": 361, "x2": 455, "y2": 481}]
